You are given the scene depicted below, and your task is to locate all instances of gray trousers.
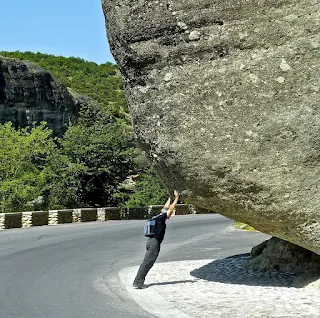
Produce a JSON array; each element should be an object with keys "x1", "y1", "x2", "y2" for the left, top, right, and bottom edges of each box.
[{"x1": 133, "y1": 237, "x2": 160, "y2": 286}]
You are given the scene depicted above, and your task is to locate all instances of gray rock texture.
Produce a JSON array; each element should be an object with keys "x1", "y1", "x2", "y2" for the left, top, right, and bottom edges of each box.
[
  {"x1": 249, "y1": 237, "x2": 320, "y2": 287},
  {"x1": 102, "y1": 0, "x2": 320, "y2": 253},
  {"x1": 0, "y1": 57, "x2": 87, "y2": 135}
]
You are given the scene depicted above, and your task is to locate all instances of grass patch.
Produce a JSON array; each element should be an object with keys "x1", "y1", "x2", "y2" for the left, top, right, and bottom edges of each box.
[{"x1": 234, "y1": 221, "x2": 256, "y2": 231}]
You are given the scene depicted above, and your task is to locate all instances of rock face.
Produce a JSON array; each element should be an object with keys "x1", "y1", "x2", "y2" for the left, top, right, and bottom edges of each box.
[
  {"x1": 0, "y1": 57, "x2": 85, "y2": 135},
  {"x1": 250, "y1": 237, "x2": 320, "y2": 287},
  {"x1": 102, "y1": 0, "x2": 320, "y2": 253}
]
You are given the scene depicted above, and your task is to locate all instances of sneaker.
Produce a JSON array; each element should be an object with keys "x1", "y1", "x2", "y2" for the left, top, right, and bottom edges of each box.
[{"x1": 133, "y1": 283, "x2": 148, "y2": 289}]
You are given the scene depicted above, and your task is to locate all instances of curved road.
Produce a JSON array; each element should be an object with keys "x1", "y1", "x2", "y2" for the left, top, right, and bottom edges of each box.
[{"x1": 0, "y1": 214, "x2": 269, "y2": 318}]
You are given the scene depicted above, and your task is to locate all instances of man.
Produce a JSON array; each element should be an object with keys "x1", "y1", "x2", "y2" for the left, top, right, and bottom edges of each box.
[{"x1": 133, "y1": 190, "x2": 179, "y2": 289}]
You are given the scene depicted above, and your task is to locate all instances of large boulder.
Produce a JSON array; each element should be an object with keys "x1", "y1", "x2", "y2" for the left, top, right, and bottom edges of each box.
[
  {"x1": 0, "y1": 57, "x2": 89, "y2": 135},
  {"x1": 102, "y1": 0, "x2": 320, "y2": 254}
]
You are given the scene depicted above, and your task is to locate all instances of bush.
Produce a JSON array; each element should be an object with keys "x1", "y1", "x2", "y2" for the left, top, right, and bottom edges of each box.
[
  {"x1": 0, "y1": 122, "x2": 54, "y2": 212},
  {"x1": 124, "y1": 168, "x2": 168, "y2": 207},
  {"x1": 44, "y1": 107, "x2": 136, "y2": 209}
]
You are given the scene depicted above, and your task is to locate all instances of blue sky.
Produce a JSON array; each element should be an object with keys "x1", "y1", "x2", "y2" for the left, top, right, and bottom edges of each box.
[{"x1": 1, "y1": 0, "x2": 115, "y2": 64}]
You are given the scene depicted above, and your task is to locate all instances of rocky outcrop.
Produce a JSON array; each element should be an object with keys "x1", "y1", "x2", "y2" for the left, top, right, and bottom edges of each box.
[
  {"x1": 102, "y1": 0, "x2": 320, "y2": 254},
  {"x1": 0, "y1": 56, "x2": 87, "y2": 135},
  {"x1": 250, "y1": 237, "x2": 320, "y2": 287}
]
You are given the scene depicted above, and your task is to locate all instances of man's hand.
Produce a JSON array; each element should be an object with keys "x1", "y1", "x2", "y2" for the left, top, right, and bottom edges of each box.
[{"x1": 167, "y1": 190, "x2": 179, "y2": 219}]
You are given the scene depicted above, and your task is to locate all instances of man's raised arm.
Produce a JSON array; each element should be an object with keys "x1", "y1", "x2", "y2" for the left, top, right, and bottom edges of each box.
[{"x1": 167, "y1": 190, "x2": 179, "y2": 219}]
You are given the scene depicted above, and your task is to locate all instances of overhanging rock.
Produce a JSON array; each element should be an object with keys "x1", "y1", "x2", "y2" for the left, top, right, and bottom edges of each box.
[{"x1": 102, "y1": 0, "x2": 320, "y2": 254}]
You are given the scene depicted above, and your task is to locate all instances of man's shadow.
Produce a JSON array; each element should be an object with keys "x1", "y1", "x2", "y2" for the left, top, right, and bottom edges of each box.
[
  {"x1": 190, "y1": 253, "x2": 297, "y2": 287},
  {"x1": 149, "y1": 279, "x2": 198, "y2": 287}
]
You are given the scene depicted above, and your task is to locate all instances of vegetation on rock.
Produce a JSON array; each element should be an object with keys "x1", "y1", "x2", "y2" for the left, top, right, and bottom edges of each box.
[{"x1": 0, "y1": 51, "x2": 128, "y2": 120}]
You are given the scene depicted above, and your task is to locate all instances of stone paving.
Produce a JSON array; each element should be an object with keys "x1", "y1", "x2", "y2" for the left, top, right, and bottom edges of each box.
[{"x1": 144, "y1": 255, "x2": 320, "y2": 318}]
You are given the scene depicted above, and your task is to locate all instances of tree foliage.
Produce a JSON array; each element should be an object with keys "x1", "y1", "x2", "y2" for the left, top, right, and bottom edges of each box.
[
  {"x1": 124, "y1": 168, "x2": 168, "y2": 207},
  {"x1": 0, "y1": 123, "x2": 54, "y2": 212},
  {"x1": 44, "y1": 106, "x2": 137, "y2": 209}
]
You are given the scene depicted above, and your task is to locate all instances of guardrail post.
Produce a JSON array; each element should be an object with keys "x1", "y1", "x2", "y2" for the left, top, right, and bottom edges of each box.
[
  {"x1": 48, "y1": 210, "x2": 59, "y2": 225},
  {"x1": 97, "y1": 208, "x2": 106, "y2": 222},
  {"x1": 22, "y1": 212, "x2": 32, "y2": 228},
  {"x1": 121, "y1": 207, "x2": 129, "y2": 220},
  {"x1": 189, "y1": 205, "x2": 196, "y2": 214},
  {"x1": 0, "y1": 214, "x2": 5, "y2": 230},
  {"x1": 72, "y1": 209, "x2": 81, "y2": 222}
]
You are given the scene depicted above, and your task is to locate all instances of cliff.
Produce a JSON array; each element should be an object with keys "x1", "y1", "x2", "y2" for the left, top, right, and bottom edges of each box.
[{"x1": 0, "y1": 56, "x2": 89, "y2": 135}]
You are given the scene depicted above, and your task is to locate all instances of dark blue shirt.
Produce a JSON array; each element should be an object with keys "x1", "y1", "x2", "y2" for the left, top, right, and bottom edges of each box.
[{"x1": 153, "y1": 211, "x2": 168, "y2": 243}]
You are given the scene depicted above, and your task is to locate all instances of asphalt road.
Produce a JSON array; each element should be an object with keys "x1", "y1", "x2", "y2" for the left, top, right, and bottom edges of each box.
[{"x1": 0, "y1": 214, "x2": 270, "y2": 318}]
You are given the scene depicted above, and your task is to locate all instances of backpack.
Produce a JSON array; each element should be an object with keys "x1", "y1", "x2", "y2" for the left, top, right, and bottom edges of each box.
[{"x1": 144, "y1": 217, "x2": 157, "y2": 237}]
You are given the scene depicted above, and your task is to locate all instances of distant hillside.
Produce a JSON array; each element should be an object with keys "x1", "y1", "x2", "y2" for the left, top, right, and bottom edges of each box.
[
  {"x1": 0, "y1": 51, "x2": 128, "y2": 120},
  {"x1": 0, "y1": 56, "x2": 89, "y2": 135}
]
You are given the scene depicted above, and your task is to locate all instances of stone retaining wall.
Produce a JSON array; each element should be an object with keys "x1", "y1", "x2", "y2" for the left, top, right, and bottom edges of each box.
[{"x1": 0, "y1": 205, "x2": 214, "y2": 230}]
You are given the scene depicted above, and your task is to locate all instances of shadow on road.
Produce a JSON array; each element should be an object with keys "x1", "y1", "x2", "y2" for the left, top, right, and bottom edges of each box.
[{"x1": 190, "y1": 253, "x2": 296, "y2": 287}]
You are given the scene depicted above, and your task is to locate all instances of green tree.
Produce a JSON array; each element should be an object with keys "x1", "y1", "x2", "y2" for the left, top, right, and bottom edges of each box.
[
  {"x1": 124, "y1": 168, "x2": 168, "y2": 207},
  {"x1": 0, "y1": 123, "x2": 54, "y2": 212},
  {"x1": 44, "y1": 106, "x2": 136, "y2": 209}
]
